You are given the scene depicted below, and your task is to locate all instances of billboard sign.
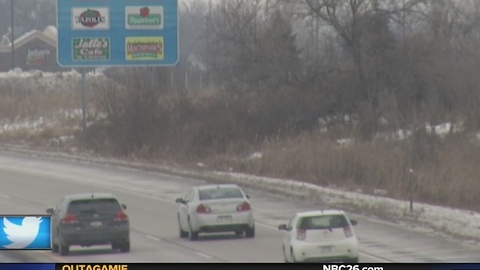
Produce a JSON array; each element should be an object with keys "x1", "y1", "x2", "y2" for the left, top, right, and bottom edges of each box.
[{"x1": 57, "y1": 0, "x2": 178, "y2": 67}]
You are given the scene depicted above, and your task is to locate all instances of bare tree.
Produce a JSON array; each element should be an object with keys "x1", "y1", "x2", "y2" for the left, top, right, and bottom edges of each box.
[
  {"x1": 13, "y1": 0, "x2": 56, "y2": 31},
  {"x1": 305, "y1": 0, "x2": 372, "y2": 83},
  {"x1": 302, "y1": 0, "x2": 427, "y2": 136},
  {"x1": 206, "y1": 0, "x2": 258, "y2": 89}
]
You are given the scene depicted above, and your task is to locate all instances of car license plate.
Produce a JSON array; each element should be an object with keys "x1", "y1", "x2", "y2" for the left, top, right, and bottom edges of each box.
[
  {"x1": 217, "y1": 215, "x2": 232, "y2": 223},
  {"x1": 319, "y1": 246, "x2": 334, "y2": 254},
  {"x1": 90, "y1": 221, "x2": 102, "y2": 227}
]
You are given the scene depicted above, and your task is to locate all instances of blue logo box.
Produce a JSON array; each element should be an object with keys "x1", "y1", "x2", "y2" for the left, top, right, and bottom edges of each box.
[
  {"x1": 0, "y1": 216, "x2": 51, "y2": 250},
  {"x1": 0, "y1": 265, "x2": 54, "y2": 270}
]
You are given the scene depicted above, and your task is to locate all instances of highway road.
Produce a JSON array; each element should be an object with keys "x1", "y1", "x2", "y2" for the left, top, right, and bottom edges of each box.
[{"x1": 0, "y1": 151, "x2": 479, "y2": 263}]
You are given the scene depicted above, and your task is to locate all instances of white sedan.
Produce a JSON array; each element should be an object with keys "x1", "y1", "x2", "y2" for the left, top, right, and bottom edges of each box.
[
  {"x1": 278, "y1": 210, "x2": 359, "y2": 263},
  {"x1": 175, "y1": 184, "x2": 255, "y2": 240}
]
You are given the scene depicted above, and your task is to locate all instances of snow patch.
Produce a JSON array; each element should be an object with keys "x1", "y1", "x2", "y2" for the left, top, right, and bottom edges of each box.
[
  {"x1": 213, "y1": 171, "x2": 480, "y2": 241},
  {"x1": 247, "y1": 152, "x2": 262, "y2": 160}
]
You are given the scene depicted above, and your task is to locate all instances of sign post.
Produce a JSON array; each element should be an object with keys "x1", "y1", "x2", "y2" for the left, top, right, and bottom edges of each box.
[
  {"x1": 56, "y1": 0, "x2": 179, "y2": 129},
  {"x1": 81, "y1": 68, "x2": 88, "y2": 130}
]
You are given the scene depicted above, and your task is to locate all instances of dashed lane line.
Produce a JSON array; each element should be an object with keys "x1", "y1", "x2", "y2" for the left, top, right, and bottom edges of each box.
[
  {"x1": 146, "y1": 235, "x2": 160, "y2": 241},
  {"x1": 196, "y1": 252, "x2": 212, "y2": 259}
]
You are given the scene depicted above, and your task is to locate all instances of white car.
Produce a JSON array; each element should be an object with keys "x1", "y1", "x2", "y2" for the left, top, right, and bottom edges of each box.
[
  {"x1": 278, "y1": 210, "x2": 359, "y2": 263},
  {"x1": 175, "y1": 184, "x2": 255, "y2": 240}
]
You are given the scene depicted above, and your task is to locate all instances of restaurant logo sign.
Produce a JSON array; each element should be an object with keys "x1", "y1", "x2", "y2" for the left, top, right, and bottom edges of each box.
[
  {"x1": 125, "y1": 37, "x2": 163, "y2": 60},
  {"x1": 125, "y1": 6, "x2": 163, "y2": 30},
  {"x1": 26, "y1": 48, "x2": 50, "y2": 66},
  {"x1": 72, "y1": 38, "x2": 110, "y2": 60},
  {"x1": 72, "y1": 7, "x2": 110, "y2": 30}
]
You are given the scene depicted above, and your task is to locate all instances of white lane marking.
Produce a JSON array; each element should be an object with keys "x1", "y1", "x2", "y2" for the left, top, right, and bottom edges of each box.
[
  {"x1": 255, "y1": 221, "x2": 278, "y2": 229},
  {"x1": 34, "y1": 250, "x2": 70, "y2": 263},
  {"x1": 358, "y1": 251, "x2": 392, "y2": 263},
  {"x1": 196, "y1": 252, "x2": 212, "y2": 259},
  {"x1": 0, "y1": 194, "x2": 10, "y2": 199},
  {"x1": 146, "y1": 235, "x2": 160, "y2": 241}
]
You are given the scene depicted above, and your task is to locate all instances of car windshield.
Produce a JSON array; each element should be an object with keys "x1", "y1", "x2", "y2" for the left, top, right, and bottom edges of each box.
[
  {"x1": 68, "y1": 198, "x2": 121, "y2": 213},
  {"x1": 199, "y1": 187, "x2": 244, "y2": 201},
  {"x1": 297, "y1": 215, "x2": 349, "y2": 230}
]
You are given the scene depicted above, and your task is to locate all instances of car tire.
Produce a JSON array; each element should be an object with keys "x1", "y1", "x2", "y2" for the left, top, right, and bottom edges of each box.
[
  {"x1": 291, "y1": 249, "x2": 297, "y2": 263},
  {"x1": 111, "y1": 240, "x2": 125, "y2": 251},
  {"x1": 58, "y1": 235, "x2": 69, "y2": 256},
  {"x1": 119, "y1": 241, "x2": 130, "y2": 253},
  {"x1": 245, "y1": 226, "x2": 255, "y2": 238},
  {"x1": 178, "y1": 217, "x2": 188, "y2": 238},
  {"x1": 51, "y1": 243, "x2": 59, "y2": 253},
  {"x1": 51, "y1": 233, "x2": 59, "y2": 253},
  {"x1": 188, "y1": 218, "x2": 199, "y2": 241},
  {"x1": 282, "y1": 245, "x2": 289, "y2": 263}
]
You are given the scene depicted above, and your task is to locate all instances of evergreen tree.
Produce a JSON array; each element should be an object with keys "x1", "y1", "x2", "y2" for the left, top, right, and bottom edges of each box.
[{"x1": 257, "y1": 9, "x2": 302, "y2": 87}]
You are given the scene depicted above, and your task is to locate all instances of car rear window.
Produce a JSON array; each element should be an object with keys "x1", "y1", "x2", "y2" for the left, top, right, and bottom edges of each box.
[
  {"x1": 68, "y1": 198, "x2": 121, "y2": 213},
  {"x1": 297, "y1": 214, "x2": 349, "y2": 230},
  {"x1": 199, "y1": 187, "x2": 244, "y2": 200}
]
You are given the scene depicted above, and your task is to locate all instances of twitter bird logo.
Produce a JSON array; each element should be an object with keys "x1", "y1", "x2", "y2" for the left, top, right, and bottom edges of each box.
[
  {"x1": 3, "y1": 217, "x2": 43, "y2": 249},
  {"x1": 0, "y1": 216, "x2": 51, "y2": 249}
]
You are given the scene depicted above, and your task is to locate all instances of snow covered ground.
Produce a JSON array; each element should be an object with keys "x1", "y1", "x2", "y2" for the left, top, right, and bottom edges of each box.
[
  {"x1": 211, "y1": 171, "x2": 480, "y2": 242},
  {"x1": 0, "y1": 68, "x2": 108, "y2": 93},
  {"x1": 1, "y1": 69, "x2": 480, "y2": 242}
]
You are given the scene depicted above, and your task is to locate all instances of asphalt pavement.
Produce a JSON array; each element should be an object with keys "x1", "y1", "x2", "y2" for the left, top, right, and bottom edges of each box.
[{"x1": 0, "y1": 152, "x2": 479, "y2": 263}]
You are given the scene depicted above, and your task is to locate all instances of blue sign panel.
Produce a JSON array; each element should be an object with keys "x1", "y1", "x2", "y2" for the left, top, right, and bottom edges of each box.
[
  {"x1": 0, "y1": 264, "x2": 54, "y2": 270},
  {"x1": 57, "y1": 0, "x2": 178, "y2": 67},
  {"x1": 0, "y1": 216, "x2": 51, "y2": 250}
]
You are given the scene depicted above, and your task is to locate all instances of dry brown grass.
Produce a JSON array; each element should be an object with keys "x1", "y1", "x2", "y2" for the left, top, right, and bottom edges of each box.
[
  {"x1": 210, "y1": 131, "x2": 408, "y2": 193},
  {"x1": 3, "y1": 79, "x2": 480, "y2": 213},
  {"x1": 0, "y1": 91, "x2": 83, "y2": 146},
  {"x1": 0, "y1": 91, "x2": 81, "y2": 120},
  {"x1": 412, "y1": 135, "x2": 480, "y2": 209},
  {"x1": 0, "y1": 128, "x2": 35, "y2": 142},
  {"x1": 208, "y1": 130, "x2": 480, "y2": 212}
]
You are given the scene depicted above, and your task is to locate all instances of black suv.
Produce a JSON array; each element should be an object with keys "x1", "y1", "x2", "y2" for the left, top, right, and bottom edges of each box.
[{"x1": 46, "y1": 193, "x2": 130, "y2": 256}]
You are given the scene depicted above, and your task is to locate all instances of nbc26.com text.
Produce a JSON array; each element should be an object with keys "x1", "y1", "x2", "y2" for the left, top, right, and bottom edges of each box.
[{"x1": 323, "y1": 265, "x2": 384, "y2": 270}]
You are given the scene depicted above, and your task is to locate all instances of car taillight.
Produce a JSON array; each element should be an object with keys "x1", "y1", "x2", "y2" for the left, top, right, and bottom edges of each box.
[
  {"x1": 115, "y1": 211, "x2": 128, "y2": 221},
  {"x1": 196, "y1": 204, "x2": 211, "y2": 214},
  {"x1": 296, "y1": 229, "x2": 306, "y2": 241},
  {"x1": 343, "y1": 226, "x2": 353, "y2": 238},
  {"x1": 61, "y1": 213, "x2": 78, "y2": 224},
  {"x1": 236, "y1": 202, "x2": 251, "y2": 212}
]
